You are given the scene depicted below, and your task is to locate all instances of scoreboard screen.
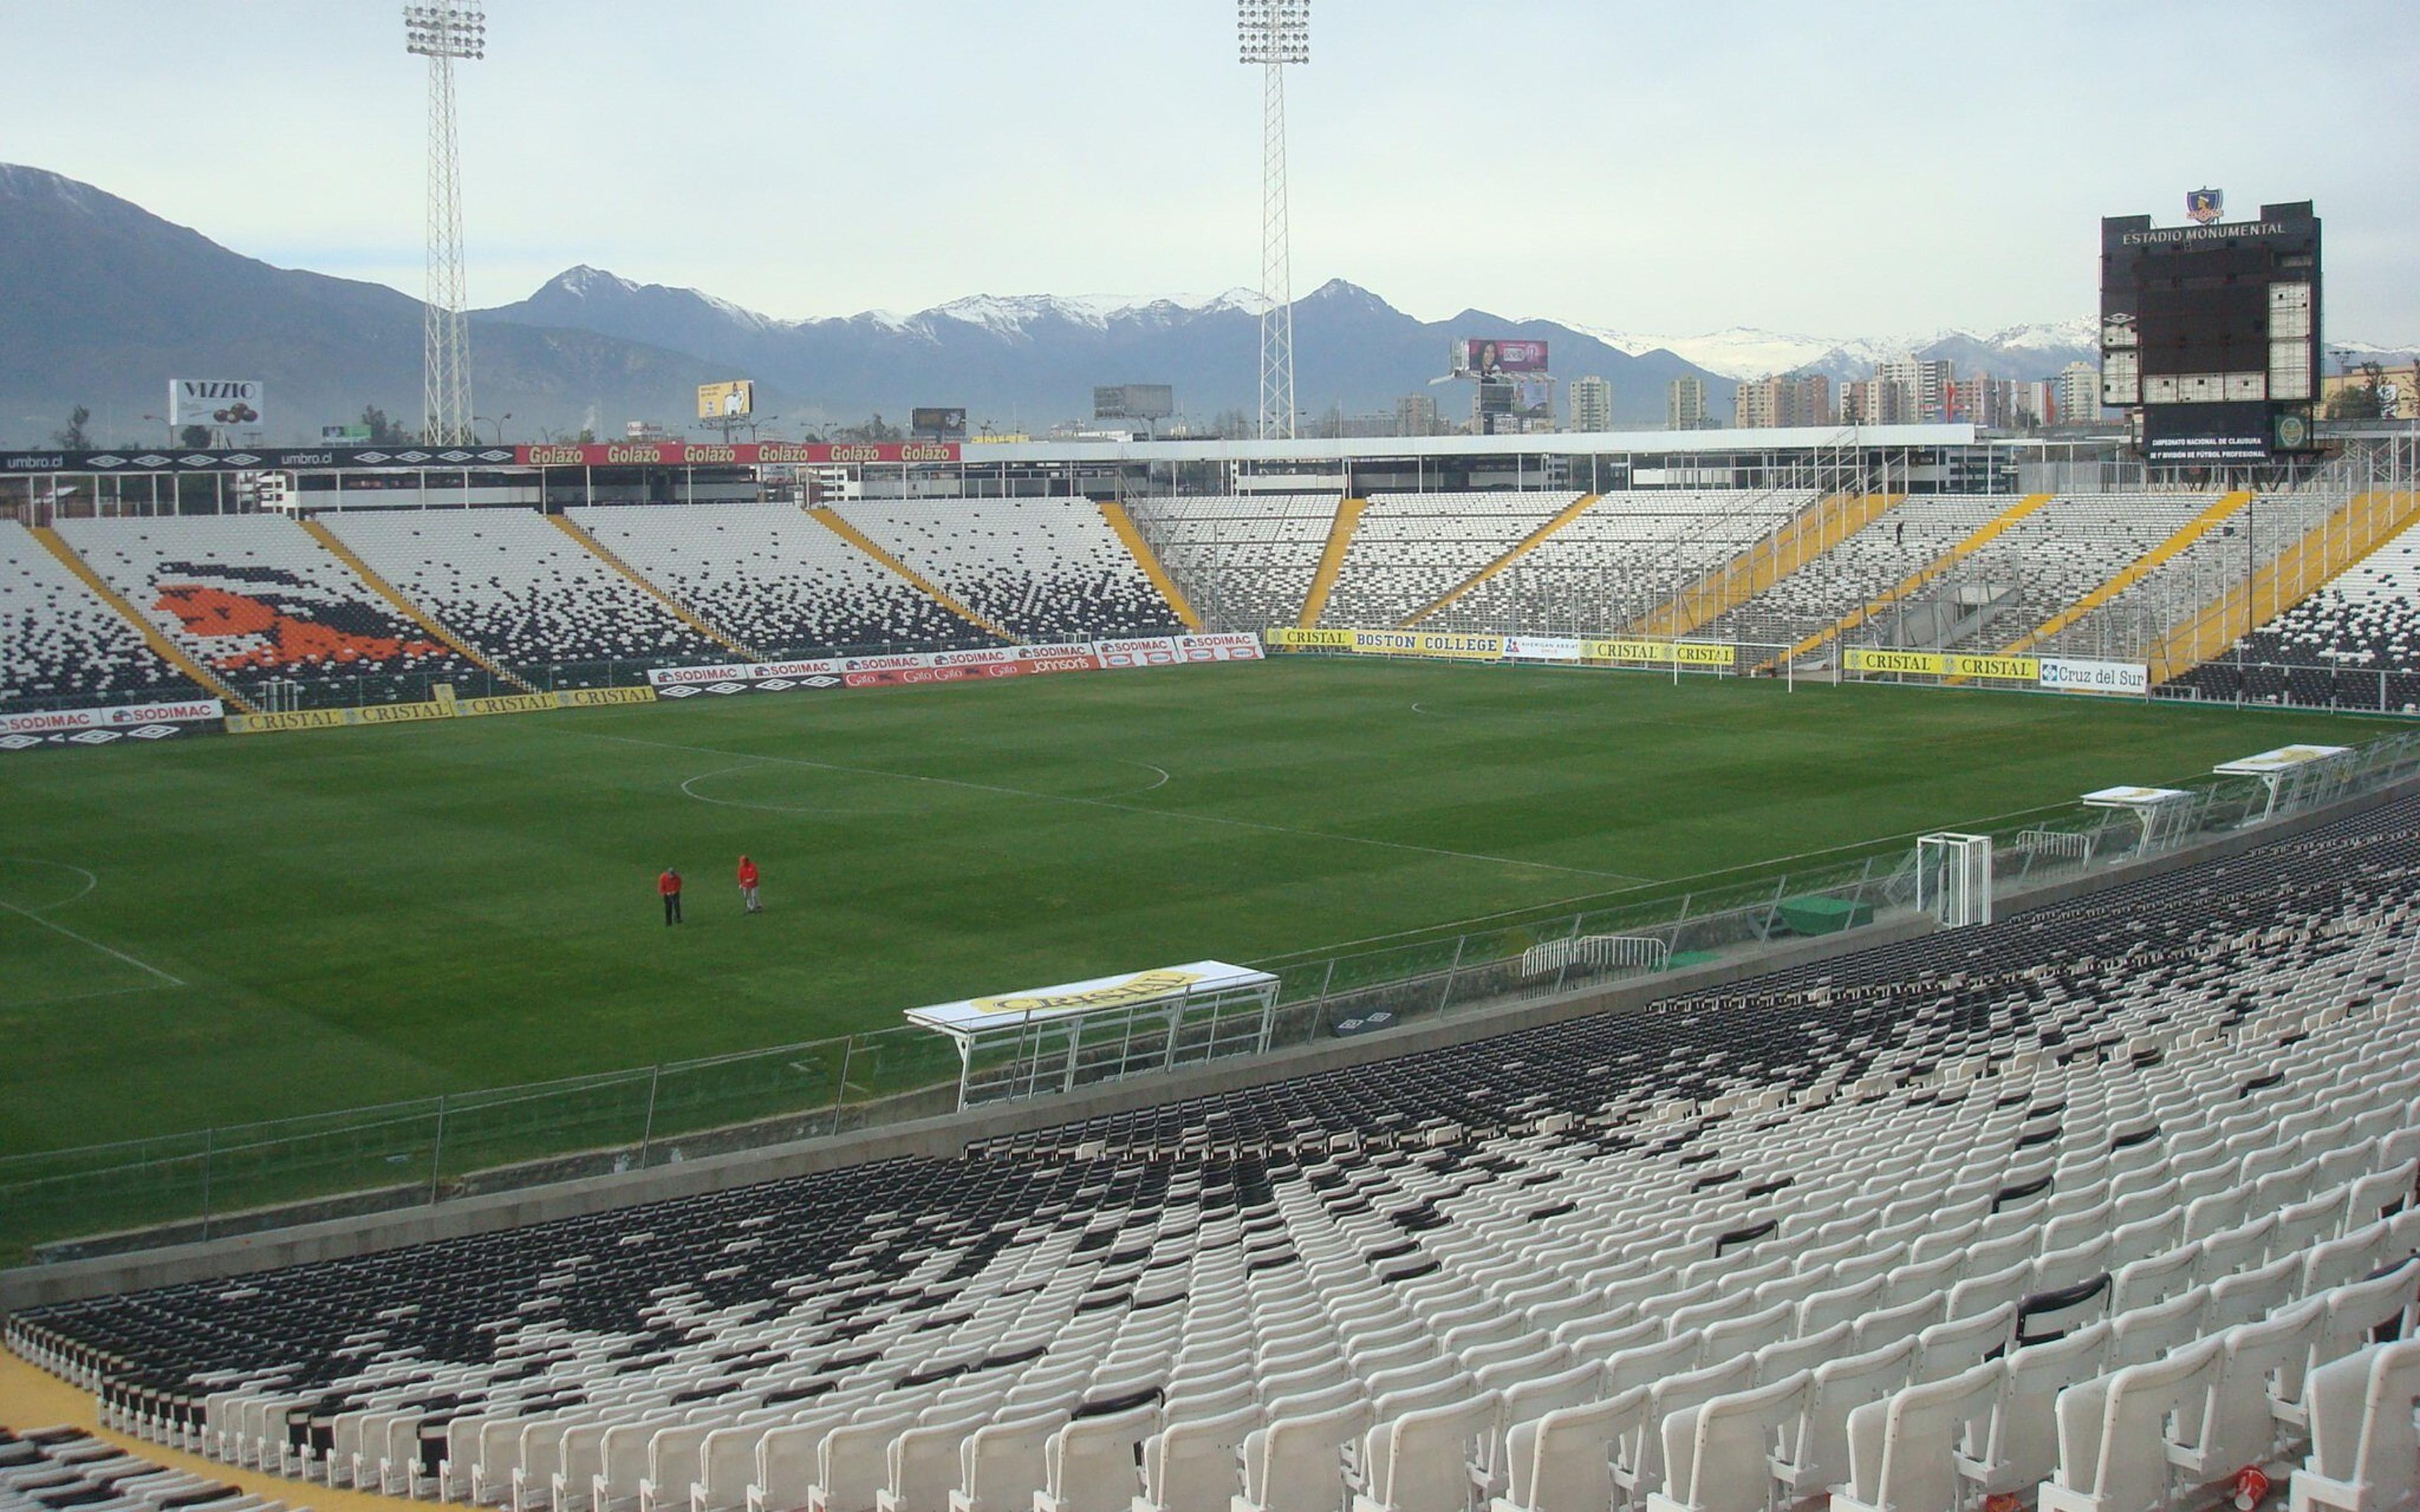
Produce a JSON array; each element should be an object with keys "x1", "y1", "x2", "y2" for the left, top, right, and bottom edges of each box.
[{"x1": 2100, "y1": 200, "x2": 2320, "y2": 463}]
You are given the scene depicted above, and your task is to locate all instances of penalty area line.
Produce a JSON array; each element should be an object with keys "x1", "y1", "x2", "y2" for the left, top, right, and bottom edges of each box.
[{"x1": 0, "y1": 886, "x2": 186, "y2": 990}]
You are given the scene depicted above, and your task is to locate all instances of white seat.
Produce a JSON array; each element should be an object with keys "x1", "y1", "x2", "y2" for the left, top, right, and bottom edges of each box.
[
  {"x1": 2184, "y1": 1298, "x2": 2325, "y2": 1492},
  {"x1": 2289, "y1": 1340, "x2": 2420, "y2": 1512},
  {"x1": 1912, "y1": 1304, "x2": 2014, "y2": 1383},
  {"x1": 1352, "y1": 1392, "x2": 1499, "y2": 1512},
  {"x1": 955, "y1": 1411, "x2": 1069, "y2": 1512},
  {"x1": 2037, "y1": 1337, "x2": 2221, "y2": 1512},
  {"x1": 1136, "y1": 1405, "x2": 1254, "y2": 1512},
  {"x1": 1641, "y1": 1370, "x2": 1805, "y2": 1512},
  {"x1": 1487, "y1": 1387, "x2": 1645, "y2": 1512},
  {"x1": 1831, "y1": 1360, "x2": 2002, "y2": 1512},
  {"x1": 1039, "y1": 1407, "x2": 1159, "y2": 1512},
  {"x1": 1974, "y1": 1322, "x2": 2112, "y2": 1501},
  {"x1": 1238, "y1": 1400, "x2": 1370, "y2": 1512}
]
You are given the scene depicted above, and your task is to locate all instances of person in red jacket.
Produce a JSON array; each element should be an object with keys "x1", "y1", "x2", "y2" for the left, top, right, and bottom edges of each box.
[
  {"x1": 659, "y1": 866, "x2": 683, "y2": 925},
  {"x1": 737, "y1": 855, "x2": 762, "y2": 914}
]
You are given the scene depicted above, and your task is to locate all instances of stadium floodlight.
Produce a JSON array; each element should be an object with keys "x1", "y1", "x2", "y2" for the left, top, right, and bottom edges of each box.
[
  {"x1": 404, "y1": 3, "x2": 485, "y2": 447},
  {"x1": 1238, "y1": 1, "x2": 1308, "y2": 442}
]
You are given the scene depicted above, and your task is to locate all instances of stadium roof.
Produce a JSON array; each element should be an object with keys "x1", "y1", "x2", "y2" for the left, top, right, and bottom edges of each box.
[{"x1": 961, "y1": 423, "x2": 1979, "y2": 466}]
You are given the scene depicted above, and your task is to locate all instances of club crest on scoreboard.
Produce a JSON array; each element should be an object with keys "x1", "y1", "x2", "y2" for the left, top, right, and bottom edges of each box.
[{"x1": 2186, "y1": 188, "x2": 2223, "y2": 225}]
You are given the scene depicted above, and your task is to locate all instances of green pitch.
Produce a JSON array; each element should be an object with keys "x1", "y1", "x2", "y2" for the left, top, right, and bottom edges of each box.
[{"x1": 0, "y1": 660, "x2": 2382, "y2": 1155}]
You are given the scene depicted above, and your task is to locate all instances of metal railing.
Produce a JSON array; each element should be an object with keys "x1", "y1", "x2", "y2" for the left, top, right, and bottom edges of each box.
[{"x1": 11, "y1": 723, "x2": 2419, "y2": 1264}]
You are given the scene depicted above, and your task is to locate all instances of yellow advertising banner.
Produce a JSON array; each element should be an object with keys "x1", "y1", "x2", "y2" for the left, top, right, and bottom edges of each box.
[
  {"x1": 1349, "y1": 630, "x2": 1505, "y2": 660},
  {"x1": 560, "y1": 685, "x2": 659, "y2": 707},
  {"x1": 1580, "y1": 639, "x2": 1737, "y2": 667},
  {"x1": 1845, "y1": 648, "x2": 2041, "y2": 679},
  {"x1": 224, "y1": 708, "x2": 352, "y2": 735},
  {"x1": 1263, "y1": 627, "x2": 1355, "y2": 649},
  {"x1": 226, "y1": 685, "x2": 657, "y2": 735}
]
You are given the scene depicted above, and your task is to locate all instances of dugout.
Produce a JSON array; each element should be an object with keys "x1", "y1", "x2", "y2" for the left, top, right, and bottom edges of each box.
[{"x1": 906, "y1": 961, "x2": 1280, "y2": 1110}]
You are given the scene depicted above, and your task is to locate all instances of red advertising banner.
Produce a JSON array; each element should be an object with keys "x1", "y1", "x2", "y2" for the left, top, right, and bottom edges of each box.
[{"x1": 516, "y1": 442, "x2": 961, "y2": 467}]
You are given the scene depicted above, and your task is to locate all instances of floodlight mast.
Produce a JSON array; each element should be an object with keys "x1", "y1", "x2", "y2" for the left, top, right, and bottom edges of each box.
[
  {"x1": 1238, "y1": 2, "x2": 1307, "y2": 443},
  {"x1": 404, "y1": 3, "x2": 484, "y2": 447}
]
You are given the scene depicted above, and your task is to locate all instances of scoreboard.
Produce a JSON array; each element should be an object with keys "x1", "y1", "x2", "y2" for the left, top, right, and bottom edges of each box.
[{"x1": 2100, "y1": 200, "x2": 2320, "y2": 464}]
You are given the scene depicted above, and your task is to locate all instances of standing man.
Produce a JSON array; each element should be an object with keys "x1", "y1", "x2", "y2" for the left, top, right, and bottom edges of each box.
[
  {"x1": 659, "y1": 866, "x2": 684, "y2": 925},
  {"x1": 737, "y1": 854, "x2": 762, "y2": 914}
]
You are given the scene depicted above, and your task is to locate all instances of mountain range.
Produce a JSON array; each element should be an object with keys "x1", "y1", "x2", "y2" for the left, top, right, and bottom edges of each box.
[{"x1": 3, "y1": 163, "x2": 2404, "y2": 447}]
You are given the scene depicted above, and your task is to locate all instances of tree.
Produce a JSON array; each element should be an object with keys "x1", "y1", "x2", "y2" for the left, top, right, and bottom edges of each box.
[
  {"x1": 179, "y1": 424, "x2": 212, "y2": 449},
  {"x1": 358, "y1": 406, "x2": 413, "y2": 445},
  {"x1": 2325, "y1": 382, "x2": 2381, "y2": 420},
  {"x1": 50, "y1": 405, "x2": 91, "y2": 449}
]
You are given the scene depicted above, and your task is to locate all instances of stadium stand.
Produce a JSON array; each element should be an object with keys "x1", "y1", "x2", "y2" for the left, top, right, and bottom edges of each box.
[
  {"x1": 1690, "y1": 496, "x2": 2007, "y2": 651},
  {"x1": 1317, "y1": 493, "x2": 1582, "y2": 630},
  {"x1": 565, "y1": 505, "x2": 981, "y2": 657},
  {"x1": 1125, "y1": 496, "x2": 1340, "y2": 633},
  {"x1": 2176, "y1": 517, "x2": 2420, "y2": 714},
  {"x1": 1419, "y1": 491, "x2": 1815, "y2": 639},
  {"x1": 316, "y1": 511, "x2": 729, "y2": 678},
  {"x1": 0, "y1": 521, "x2": 208, "y2": 705},
  {"x1": 14, "y1": 788, "x2": 2420, "y2": 1512},
  {"x1": 51, "y1": 516, "x2": 486, "y2": 707},
  {"x1": 0, "y1": 1423, "x2": 306, "y2": 1512},
  {"x1": 824, "y1": 500, "x2": 1187, "y2": 643}
]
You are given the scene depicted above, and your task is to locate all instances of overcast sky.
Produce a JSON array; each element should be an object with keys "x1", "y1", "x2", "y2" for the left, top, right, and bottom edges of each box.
[{"x1": 9, "y1": 1, "x2": 2415, "y2": 342}]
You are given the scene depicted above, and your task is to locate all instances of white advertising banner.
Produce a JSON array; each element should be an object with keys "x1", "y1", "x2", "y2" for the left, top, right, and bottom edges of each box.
[
  {"x1": 1502, "y1": 636, "x2": 1586, "y2": 663},
  {"x1": 0, "y1": 699, "x2": 223, "y2": 736},
  {"x1": 168, "y1": 379, "x2": 265, "y2": 430},
  {"x1": 1176, "y1": 633, "x2": 1264, "y2": 662},
  {"x1": 1097, "y1": 637, "x2": 1180, "y2": 668},
  {"x1": 2038, "y1": 658, "x2": 2150, "y2": 697}
]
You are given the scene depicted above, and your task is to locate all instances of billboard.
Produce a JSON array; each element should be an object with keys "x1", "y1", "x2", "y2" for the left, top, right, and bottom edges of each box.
[
  {"x1": 2142, "y1": 403, "x2": 2273, "y2": 465},
  {"x1": 1093, "y1": 384, "x2": 1175, "y2": 420},
  {"x1": 1450, "y1": 338, "x2": 1549, "y2": 377},
  {"x1": 170, "y1": 379, "x2": 264, "y2": 429},
  {"x1": 2100, "y1": 200, "x2": 2320, "y2": 462},
  {"x1": 696, "y1": 380, "x2": 754, "y2": 420},
  {"x1": 911, "y1": 407, "x2": 969, "y2": 440}
]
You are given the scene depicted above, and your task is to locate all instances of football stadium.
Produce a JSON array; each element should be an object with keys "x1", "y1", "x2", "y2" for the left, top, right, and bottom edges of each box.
[{"x1": 9, "y1": 5, "x2": 2420, "y2": 1510}]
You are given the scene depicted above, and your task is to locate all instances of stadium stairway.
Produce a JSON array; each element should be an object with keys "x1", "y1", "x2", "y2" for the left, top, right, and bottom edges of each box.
[
  {"x1": 1973, "y1": 491, "x2": 2251, "y2": 668},
  {"x1": 804, "y1": 507, "x2": 1015, "y2": 642},
  {"x1": 1096, "y1": 502, "x2": 1201, "y2": 631},
  {"x1": 294, "y1": 520, "x2": 538, "y2": 694},
  {"x1": 2148, "y1": 489, "x2": 2420, "y2": 688},
  {"x1": 1298, "y1": 498, "x2": 1368, "y2": 628},
  {"x1": 25, "y1": 525, "x2": 255, "y2": 713},
  {"x1": 543, "y1": 515, "x2": 764, "y2": 660},
  {"x1": 1399, "y1": 495, "x2": 1603, "y2": 629},
  {"x1": 1760, "y1": 493, "x2": 2054, "y2": 672},
  {"x1": 1622, "y1": 491, "x2": 1900, "y2": 641}
]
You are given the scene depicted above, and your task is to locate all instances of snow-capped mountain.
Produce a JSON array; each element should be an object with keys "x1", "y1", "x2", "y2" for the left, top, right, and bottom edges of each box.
[{"x1": 1584, "y1": 319, "x2": 2102, "y2": 383}]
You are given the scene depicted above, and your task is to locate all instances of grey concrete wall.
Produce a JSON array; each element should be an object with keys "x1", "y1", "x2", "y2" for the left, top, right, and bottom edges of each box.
[{"x1": 8, "y1": 769, "x2": 2412, "y2": 1315}]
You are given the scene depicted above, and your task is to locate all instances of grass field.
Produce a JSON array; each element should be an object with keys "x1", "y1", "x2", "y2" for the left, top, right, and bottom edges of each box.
[{"x1": 0, "y1": 658, "x2": 2383, "y2": 1157}]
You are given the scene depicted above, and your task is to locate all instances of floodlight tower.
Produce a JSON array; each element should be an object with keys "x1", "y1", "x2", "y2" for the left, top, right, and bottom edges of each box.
[
  {"x1": 1238, "y1": 1, "x2": 1308, "y2": 442},
  {"x1": 404, "y1": 3, "x2": 484, "y2": 446}
]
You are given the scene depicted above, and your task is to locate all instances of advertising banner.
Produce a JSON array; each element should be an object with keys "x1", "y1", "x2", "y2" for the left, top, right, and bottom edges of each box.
[
  {"x1": 696, "y1": 381, "x2": 754, "y2": 421},
  {"x1": 1502, "y1": 636, "x2": 1586, "y2": 662},
  {"x1": 0, "y1": 698, "x2": 224, "y2": 750},
  {"x1": 1845, "y1": 649, "x2": 2041, "y2": 679},
  {"x1": 2038, "y1": 658, "x2": 2150, "y2": 697},
  {"x1": 519, "y1": 441, "x2": 962, "y2": 467},
  {"x1": 226, "y1": 687, "x2": 656, "y2": 733},
  {"x1": 1176, "y1": 633, "x2": 1264, "y2": 662},
  {"x1": 1579, "y1": 638, "x2": 1737, "y2": 667},
  {"x1": 1451, "y1": 339, "x2": 1550, "y2": 376},
  {"x1": 1351, "y1": 630, "x2": 1506, "y2": 661},
  {"x1": 168, "y1": 379, "x2": 264, "y2": 430},
  {"x1": 1097, "y1": 638, "x2": 1181, "y2": 669},
  {"x1": 1264, "y1": 627, "x2": 1354, "y2": 650}
]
